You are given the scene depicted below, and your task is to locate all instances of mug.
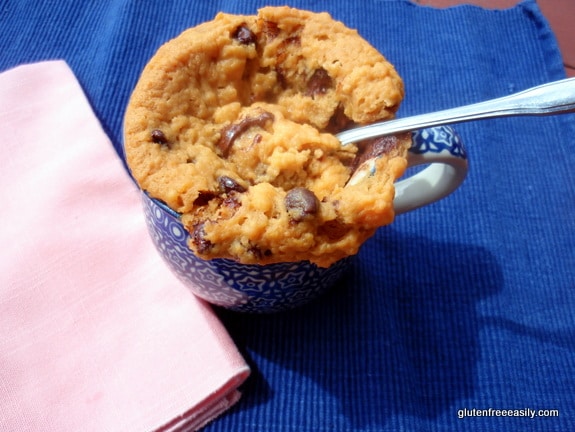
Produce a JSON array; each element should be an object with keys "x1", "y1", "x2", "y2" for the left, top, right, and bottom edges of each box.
[{"x1": 141, "y1": 126, "x2": 467, "y2": 313}]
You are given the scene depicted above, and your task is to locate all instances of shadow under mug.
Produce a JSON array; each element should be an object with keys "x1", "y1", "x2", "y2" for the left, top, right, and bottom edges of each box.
[{"x1": 141, "y1": 126, "x2": 468, "y2": 313}]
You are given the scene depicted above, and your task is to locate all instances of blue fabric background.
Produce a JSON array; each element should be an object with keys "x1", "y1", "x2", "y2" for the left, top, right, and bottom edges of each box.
[{"x1": 2, "y1": 0, "x2": 574, "y2": 430}]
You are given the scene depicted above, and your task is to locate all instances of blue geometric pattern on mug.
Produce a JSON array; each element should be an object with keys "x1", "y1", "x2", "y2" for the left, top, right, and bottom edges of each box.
[
  {"x1": 142, "y1": 196, "x2": 351, "y2": 313},
  {"x1": 411, "y1": 126, "x2": 467, "y2": 159}
]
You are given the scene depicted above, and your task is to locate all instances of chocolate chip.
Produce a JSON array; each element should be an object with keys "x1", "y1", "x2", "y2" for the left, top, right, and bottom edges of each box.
[
  {"x1": 252, "y1": 133, "x2": 263, "y2": 145},
  {"x1": 217, "y1": 111, "x2": 274, "y2": 157},
  {"x1": 284, "y1": 35, "x2": 301, "y2": 46},
  {"x1": 191, "y1": 222, "x2": 213, "y2": 254},
  {"x1": 285, "y1": 187, "x2": 319, "y2": 222},
  {"x1": 262, "y1": 20, "x2": 280, "y2": 40},
  {"x1": 326, "y1": 104, "x2": 354, "y2": 134},
  {"x1": 318, "y1": 219, "x2": 350, "y2": 240},
  {"x1": 306, "y1": 68, "x2": 332, "y2": 98},
  {"x1": 275, "y1": 67, "x2": 288, "y2": 89},
  {"x1": 222, "y1": 195, "x2": 241, "y2": 211},
  {"x1": 248, "y1": 244, "x2": 272, "y2": 259},
  {"x1": 232, "y1": 25, "x2": 257, "y2": 45},
  {"x1": 193, "y1": 190, "x2": 218, "y2": 206},
  {"x1": 276, "y1": 36, "x2": 301, "y2": 65},
  {"x1": 218, "y1": 176, "x2": 246, "y2": 193},
  {"x1": 151, "y1": 129, "x2": 168, "y2": 145},
  {"x1": 351, "y1": 135, "x2": 402, "y2": 173}
]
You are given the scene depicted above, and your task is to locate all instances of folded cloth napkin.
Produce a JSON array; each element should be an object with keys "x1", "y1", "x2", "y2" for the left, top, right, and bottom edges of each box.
[{"x1": 0, "y1": 61, "x2": 249, "y2": 432}]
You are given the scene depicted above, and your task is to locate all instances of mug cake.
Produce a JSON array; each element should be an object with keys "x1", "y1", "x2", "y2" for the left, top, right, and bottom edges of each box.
[{"x1": 124, "y1": 6, "x2": 409, "y2": 268}]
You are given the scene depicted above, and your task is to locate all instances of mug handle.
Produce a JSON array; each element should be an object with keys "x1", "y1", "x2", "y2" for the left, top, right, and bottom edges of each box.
[{"x1": 393, "y1": 126, "x2": 468, "y2": 214}]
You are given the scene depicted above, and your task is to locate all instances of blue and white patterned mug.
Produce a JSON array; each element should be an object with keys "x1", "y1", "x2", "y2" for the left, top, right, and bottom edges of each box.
[{"x1": 141, "y1": 126, "x2": 467, "y2": 313}]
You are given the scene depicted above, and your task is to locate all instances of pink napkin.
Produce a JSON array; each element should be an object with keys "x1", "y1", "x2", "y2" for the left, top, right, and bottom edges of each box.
[{"x1": 0, "y1": 61, "x2": 250, "y2": 432}]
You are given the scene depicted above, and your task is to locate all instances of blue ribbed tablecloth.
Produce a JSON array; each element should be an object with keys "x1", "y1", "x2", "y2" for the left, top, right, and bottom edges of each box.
[{"x1": 2, "y1": 1, "x2": 573, "y2": 430}]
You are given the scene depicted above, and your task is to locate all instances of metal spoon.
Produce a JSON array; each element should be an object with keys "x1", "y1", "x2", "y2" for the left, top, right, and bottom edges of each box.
[{"x1": 336, "y1": 77, "x2": 575, "y2": 146}]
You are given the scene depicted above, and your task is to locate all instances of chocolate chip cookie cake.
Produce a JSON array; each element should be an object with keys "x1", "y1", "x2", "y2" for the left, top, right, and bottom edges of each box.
[{"x1": 123, "y1": 6, "x2": 409, "y2": 267}]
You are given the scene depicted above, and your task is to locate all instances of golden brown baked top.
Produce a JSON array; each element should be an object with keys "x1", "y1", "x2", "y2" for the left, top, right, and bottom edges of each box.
[{"x1": 124, "y1": 6, "x2": 409, "y2": 267}]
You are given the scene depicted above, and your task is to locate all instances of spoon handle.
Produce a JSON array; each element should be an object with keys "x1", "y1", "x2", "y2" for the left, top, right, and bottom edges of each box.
[{"x1": 337, "y1": 77, "x2": 575, "y2": 145}]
